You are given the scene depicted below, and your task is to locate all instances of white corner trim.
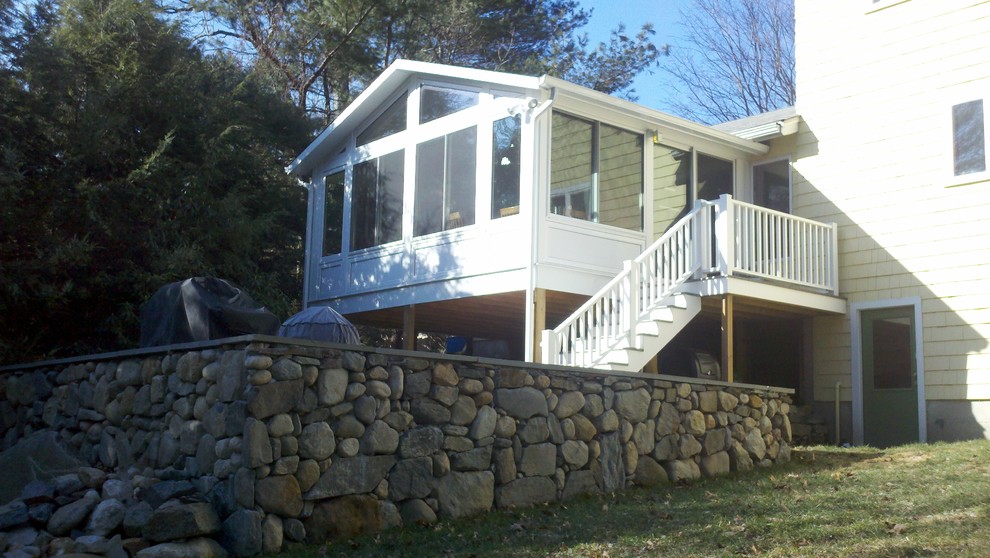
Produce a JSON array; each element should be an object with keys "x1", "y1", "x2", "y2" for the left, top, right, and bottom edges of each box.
[{"x1": 849, "y1": 297, "x2": 926, "y2": 445}]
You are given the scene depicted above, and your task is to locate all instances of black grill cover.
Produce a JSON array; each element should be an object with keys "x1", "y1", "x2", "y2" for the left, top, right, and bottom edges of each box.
[{"x1": 139, "y1": 277, "x2": 280, "y2": 347}]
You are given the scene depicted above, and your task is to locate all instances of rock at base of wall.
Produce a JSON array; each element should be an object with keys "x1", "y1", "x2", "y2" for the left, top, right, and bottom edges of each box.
[
  {"x1": 664, "y1": 459, "x2": 701, "y2": 483},
  {"x1": 305, "y1": 495, "x2": 382, "y2": 543},
  {"x1": 437, "y1": 471, "x2": 494, "y2": 519},
  {"x1": 135, "y1": 537, "x2": 228, "y2": 558},
  {"x1": 633, "y1": 456, "x2": 668, "y2": 487},
  {"x1": 495, "y1": 477, "x2": 556, "y2": 509}
]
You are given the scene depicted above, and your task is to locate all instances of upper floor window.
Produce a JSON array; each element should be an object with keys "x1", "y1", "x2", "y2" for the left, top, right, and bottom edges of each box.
[
  {"x1": 357, "y1": 93, "x2": 407, "y2": 147},
  {"x1": 696, "y1": 153, "x2": 733, "y2": 201},
  {"x1": 420, "y1": 85, "x2": 479, "y2": 124},
  {"x1": 492, "y1": 115, "x2": 521, "y2": 218},
  {"x1": 323, "y1": 171, "x2": 345, "y2": 256},
  {"x1": 753, "y1": 159, "x2": 790, "y2": 213},
  {"x1": 351, "y1": 150, "x2": 404, "y2": 250},
  {"x1": 415, "y1": 127, "x2": 477, "y2": 236},
  {"x1": 952, "y1": 99, "x2": 986, "y2": 176},
  {"x1": 550, "y1": 112, "x2": 643, "y2": 232}
]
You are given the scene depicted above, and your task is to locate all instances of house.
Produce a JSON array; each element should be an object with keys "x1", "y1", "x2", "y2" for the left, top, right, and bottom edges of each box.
[
  {"x1": 288, "y1": 0, "x2": 990, "y2": 446},
  {"x1": 779, "y1": 0, "x2": 990, "y2": 446}
]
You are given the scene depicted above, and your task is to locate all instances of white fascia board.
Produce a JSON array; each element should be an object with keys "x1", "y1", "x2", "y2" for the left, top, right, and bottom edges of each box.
[
  {"x1": 538, "y1": 76, "x2": 770, "y2": 156},
  {"x1": 287, "y1": 60, "x2": 541, "y2": 177},
  {"x1": 732, "y1": 115, "x2": 802, "y2": 142}
]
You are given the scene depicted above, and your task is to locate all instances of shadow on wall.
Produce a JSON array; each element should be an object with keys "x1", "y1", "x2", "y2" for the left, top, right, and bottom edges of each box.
[{"x1": 791, "y1": 123, "x2": 989, "y2": 444}]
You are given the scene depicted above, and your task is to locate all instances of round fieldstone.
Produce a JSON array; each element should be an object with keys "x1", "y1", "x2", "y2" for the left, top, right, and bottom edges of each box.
[{"x1": 298, "y1": 422, "x2": 335, "y2": 461}]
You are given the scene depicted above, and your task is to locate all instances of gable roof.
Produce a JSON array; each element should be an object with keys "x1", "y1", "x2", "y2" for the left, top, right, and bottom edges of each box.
[
  {"x1": 288, "y1": 60, "x2": 769, "y2": 177},
  {"x1": 287, "y1": 60, "x2": 541, "y2": 177}
]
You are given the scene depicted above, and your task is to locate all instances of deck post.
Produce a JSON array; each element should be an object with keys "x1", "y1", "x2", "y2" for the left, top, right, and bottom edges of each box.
[
  {"x1": 403, "y1": 305, "x2": 416, "y2": 351},
  {"x1": 533, "y1": 288, "x2": 547, "y2": 362},
  {"x1": 721, "y1": 294, "x2": 735, "y2": 383}
]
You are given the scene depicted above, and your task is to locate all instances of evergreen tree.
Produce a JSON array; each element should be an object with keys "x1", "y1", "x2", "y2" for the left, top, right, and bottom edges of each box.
[{"x1": 0, "y1": 0, "x2": 314, "y2": 363}]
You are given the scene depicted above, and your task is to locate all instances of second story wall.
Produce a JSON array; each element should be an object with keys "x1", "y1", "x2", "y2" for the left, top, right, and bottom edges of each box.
[{"x1": 793, "y1": 0, "x2": 990, "y2": 402}]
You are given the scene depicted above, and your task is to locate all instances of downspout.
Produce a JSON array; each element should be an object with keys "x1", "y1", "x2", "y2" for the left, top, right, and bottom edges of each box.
[
  {"x1": 524, "y1": 87, "x2": 556, "y2": 363},
  {"x1": 835, "y1": 381, "x2": 842, "y2": 446},
  {"x1": 300, "y1": 176, "x2": 314, "y2": 309}
]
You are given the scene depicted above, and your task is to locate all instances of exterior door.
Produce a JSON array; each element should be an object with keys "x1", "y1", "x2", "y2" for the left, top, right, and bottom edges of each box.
[{"x1": 861, "y1": 306, "x2": 919, "y2": 447}]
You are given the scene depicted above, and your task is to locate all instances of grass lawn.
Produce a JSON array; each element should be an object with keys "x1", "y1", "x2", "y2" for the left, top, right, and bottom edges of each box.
[{"x1": 275, "y1": 440, "x2": 990, "y2": 557}]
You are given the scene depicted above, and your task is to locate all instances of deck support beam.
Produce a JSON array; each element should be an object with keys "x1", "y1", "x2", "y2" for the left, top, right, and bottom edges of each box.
[
  {"x1": 722, "y1": 295, "x2": 735, "y2": 383},
  {"x1": 403, "y1": 305, "x2": 416, "y2": 351},
  {"x1": 533, "y1": 288, "x2": 547, "y2": 362}
]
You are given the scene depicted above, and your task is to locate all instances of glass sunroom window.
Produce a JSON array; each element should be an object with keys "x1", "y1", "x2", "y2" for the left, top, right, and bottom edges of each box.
[
  {"x1": 598, "y1": 124, "x2": 643, "y2": 231},
  {"x1": 550, "y1": 113, "x2": 594, "y2": 220},
  {"x1": 357, "y1": 93, "x2": 407, "y2": 147},
  {"x1": 323, "y1": 171, "x2": 345, "y2": 256},
  {"x1": 550, "y1": 112, "x2": 643, "y2": 231},
  {"x1": 420, "y1": 85, "x2": 479, "y2": 124},
  {"x1": 653, "y1": 145, "x2": 690, "y2": 235},
  {"x1": 492, "y1": 115, "x2": 521, "y2": 218},
  {"x1": 697, "y1": 153, "x2": 733, "y2": 201},
  {"x1": 351, "y1": 151, "x2": 404, "y2": 250},
  {"x1": 414, "y1": 127, "x2": 477, "y2": 236}
]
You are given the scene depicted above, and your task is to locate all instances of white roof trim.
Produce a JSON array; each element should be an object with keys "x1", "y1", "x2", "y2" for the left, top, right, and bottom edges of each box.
[
  {"x1": 287, "y1": 60, "x2": 541, "y2": 176},
  {"x1": 288, "y1": 60, "x2": 770, "y2": 177}
]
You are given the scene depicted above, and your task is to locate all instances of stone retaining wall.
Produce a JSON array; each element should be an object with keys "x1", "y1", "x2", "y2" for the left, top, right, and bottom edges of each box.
[{"x1": 0, "y1": 336, "x2": 794, "y2": 557}]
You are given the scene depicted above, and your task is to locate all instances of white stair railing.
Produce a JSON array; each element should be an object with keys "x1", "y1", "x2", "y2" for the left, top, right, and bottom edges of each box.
[
  {"x1": 540, "y1": 195, "x2": 840, "y2": 368},
  {"x1": 542, "y1": 203, "x2": 712, "y2": 367}
]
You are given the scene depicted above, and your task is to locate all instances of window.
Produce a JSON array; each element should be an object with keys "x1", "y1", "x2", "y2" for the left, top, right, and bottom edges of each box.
[
  {"x1": 357, "y1": 93, "x2": 407, "y2": 147},
  {"x1": 753, "y1": 159, "x2": 790, "y2": 213},
  {"x1": 323, "y1": 171, "x2": 344, "y2": 256},
  {"x1": 420, "y1": 85, "x2": 479, "y2": 124},
  {"x1": 653, "y1": 145, "x2": 690, "y2": 234},
  {"x1": 414, "y1": 127, "x2": 477, "y2": 236},
  {"x1": 551, "y1": 113, "x2": 593, "y2": 220},
  {"x1": 598, "y1": 124, "x2": 644, "y2": 231},
  {"x1": 952, "y1": 99, "x2": 986, "y2": 176},
  {"x1": 491, "y1": 115, "x2": 521, "y2": 218},
  {"x1": 697, "y1": 153, "x2": 733, "y2": 201},
  {"x1": 550, "y1": 112, "x2": 643, "y2": 231},
  {"x1": 351, "y1": 151, "x2": 404, "y2": 250}
]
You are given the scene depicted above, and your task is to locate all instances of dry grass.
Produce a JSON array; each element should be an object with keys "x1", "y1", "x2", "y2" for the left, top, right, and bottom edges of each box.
[{"x1": 273, "y1": 440, "x2": 990, "y2": 558}]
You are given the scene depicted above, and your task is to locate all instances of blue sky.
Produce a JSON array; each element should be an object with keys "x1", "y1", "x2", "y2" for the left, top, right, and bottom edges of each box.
[{"x1": 578, "y1": 0, "x2": 691, "y2": 112}]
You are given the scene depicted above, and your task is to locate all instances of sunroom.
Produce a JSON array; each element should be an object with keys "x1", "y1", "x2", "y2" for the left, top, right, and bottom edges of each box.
[{"x1": 289, "y1": 60, "x2": 843, "y2": 385}]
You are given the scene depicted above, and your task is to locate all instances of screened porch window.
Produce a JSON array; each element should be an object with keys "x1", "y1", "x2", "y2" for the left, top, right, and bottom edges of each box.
[
  {"x1": 753, "y1": 159, "x2": 790, "y2": 213},
  {"x1": 492, "y1": 115, "x2": 521, "y2": 218},
  {"x1": 653, "y1": 145, "x2": 690, "y2": 235},
  {"x1": 351, "y1": 151, "x2": 404, "y2": 250},
  {"x1": 414, "y1": 127, "x2": 478, "y2": 235},
  {"x1": 697, "y1": 153, "x2": 733, "y2": 201},
  {"x1": 323, "y1": 171, "x2": 344, "y2": 256},
  {"x1": 420, "y1": 85, "x2": 479, "y2": 124},
  {"x1": 357, "y1": 93, "x2": 407, "y2": 147},
  {"x1": 550, "y1": 112, "x2": 643, "y2": 231}
]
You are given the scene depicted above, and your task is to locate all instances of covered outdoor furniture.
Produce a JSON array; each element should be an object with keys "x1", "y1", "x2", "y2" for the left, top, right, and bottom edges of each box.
[
  {"x1": 139, "y1": 277, "x2": 280, "y2": 347},
  {"x1": 278, "y1": 305, "x2": 360, "y2": 344}
]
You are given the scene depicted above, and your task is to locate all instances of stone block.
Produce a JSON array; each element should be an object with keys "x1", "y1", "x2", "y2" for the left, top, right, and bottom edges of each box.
[{"x1": 495, "y1": 477, "x2": 556, "y2": 509}]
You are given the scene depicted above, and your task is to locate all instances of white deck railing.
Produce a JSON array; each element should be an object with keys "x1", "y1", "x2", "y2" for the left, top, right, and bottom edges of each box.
[
  {"x1": 542, "y1": 195, "x2": 839, "y2": 367},
  {"x1": 717, "y1": 195, "x2": 839, "y2": 294}
]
